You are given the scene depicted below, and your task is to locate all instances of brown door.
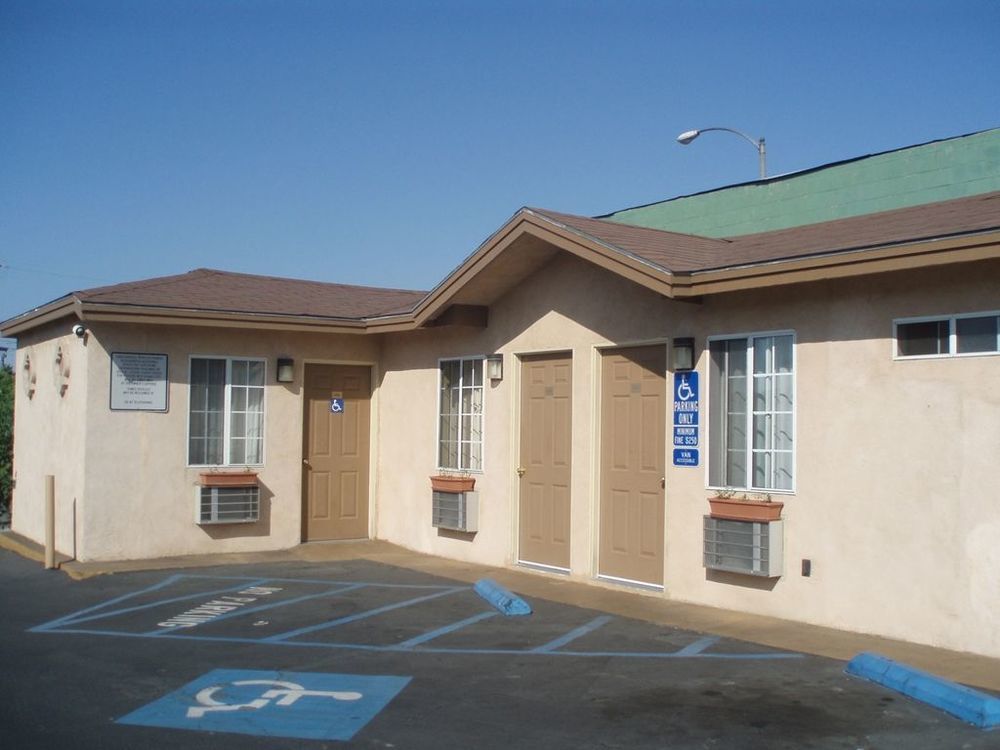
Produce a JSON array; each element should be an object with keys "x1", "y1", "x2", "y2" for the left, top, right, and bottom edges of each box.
[
  {"x1": 302, "y1": 364, "x2": 371, "y2": 541},
  {"x1": 598, "y1": 345, "x2": 666, "y2": 586},
  {"x1": 518, "y1": 352, "x2": 572, "y2": 570}
]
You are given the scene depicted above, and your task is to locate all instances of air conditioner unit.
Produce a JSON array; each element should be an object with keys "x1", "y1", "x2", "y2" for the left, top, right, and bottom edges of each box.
[
  {"x1": 703, "y1": 517, "x2": 783, "y2": 577},
  {"x1": 432, "y1": 491, "x2": 479, "y2": 532},
  {"x1": 195, "y1": 485, "x2": 260, "y2": 525}
]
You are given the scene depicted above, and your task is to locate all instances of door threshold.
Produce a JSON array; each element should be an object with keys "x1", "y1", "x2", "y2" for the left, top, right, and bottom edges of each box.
[
  {"x1": 301, "y1": 537, "x2": 370, "y2": 545},
  {"x1": 597, "y1": 573, "x2": 664, "y2": 592},
  {"x1": 518, "y1": 559, "x2": 570, "y2": 575}
]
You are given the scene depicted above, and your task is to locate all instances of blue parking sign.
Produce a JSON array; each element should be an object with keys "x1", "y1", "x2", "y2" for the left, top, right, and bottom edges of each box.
[
  {"x1": 672, "y1": 372, "x2": 700, "y2": 466},
  {"x1": 118, "y1": 669, "x2": 411, "y2": 741},
  {"x1": 673, "y1": 449, "x2": 699, "y2": 467}
]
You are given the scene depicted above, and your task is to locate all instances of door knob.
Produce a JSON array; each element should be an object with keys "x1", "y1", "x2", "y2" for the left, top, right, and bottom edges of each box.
[
  {"x1": 303, "y1": 459, "x2": 311, "y2": 466},
  {"x1": 659, "y1": 477, "x2": 666, "y2": 489},
  {"x1": 516, "y1": 467, "x2": 526, "y2": 478}
]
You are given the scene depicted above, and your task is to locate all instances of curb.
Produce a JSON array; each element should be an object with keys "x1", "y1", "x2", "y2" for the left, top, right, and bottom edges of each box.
[
  {"x1": 846, "y1": 652, "x2": 1000, "y2": 729},
  {"x1": 474, "y1": 578, "x2": 532, "y2": 616}
]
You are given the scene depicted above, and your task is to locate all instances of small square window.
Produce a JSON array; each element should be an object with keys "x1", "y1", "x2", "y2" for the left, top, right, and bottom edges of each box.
[
  {"x1": 896, "y1": 320, "x2": 948, "y2": 357},
  {"x1": 956, "y1": 316, "x2": 999, "y2": 354}
]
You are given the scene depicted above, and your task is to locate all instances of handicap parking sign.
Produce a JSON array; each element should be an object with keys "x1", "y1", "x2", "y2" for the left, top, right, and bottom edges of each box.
[
  {"x1": 118, "y1": 669, "x2": 411, "y2": 741},
  {"x1": 330, "y1": 397, "x2": 345, "y2": 413}
]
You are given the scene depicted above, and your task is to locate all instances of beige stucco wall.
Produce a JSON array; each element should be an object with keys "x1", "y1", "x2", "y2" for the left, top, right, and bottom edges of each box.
[
  {"x1": 19, "y1": 322, "x2": 381, "y2": 561},
  {"x1": 10, "y1": 321, "x2": 89, "y2": 558},
  {"x1": 376, "y1": 252, "x2": 1000, "y2": 659}
]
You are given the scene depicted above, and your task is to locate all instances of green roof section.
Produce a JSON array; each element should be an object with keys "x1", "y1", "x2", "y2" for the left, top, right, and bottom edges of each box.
[{"x1": 603, "y1": 128, "x2": 1000, "y2": 238}]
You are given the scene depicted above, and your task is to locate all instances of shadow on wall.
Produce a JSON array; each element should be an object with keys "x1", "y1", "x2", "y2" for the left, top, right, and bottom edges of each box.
[
  {"x1": 705, "y1": 569, "x2": 779, "y2": 592},
  {"x1": 198, "y1": 481, "x2": 274, "y2": 541}
]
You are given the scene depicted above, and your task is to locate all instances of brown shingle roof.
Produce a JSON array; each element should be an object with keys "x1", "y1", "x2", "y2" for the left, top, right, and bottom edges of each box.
[
  {"x1": 526, "y1": 208, "x2": 731, "y2": 272},
  {"x1": 531, "y1": 191, "x2": 1000, "y2": 273},
  {"x1": 74, "y1": 268, "x2": 426, "y2": 319},
  {"x1": 710, "y1": 190, "x2": 1000, "y2": 271}
]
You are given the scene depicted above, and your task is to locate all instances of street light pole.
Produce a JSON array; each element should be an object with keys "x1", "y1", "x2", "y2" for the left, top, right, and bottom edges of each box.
[{"x1": 676, "y1": 126, "x2": 767, "y2": 179}]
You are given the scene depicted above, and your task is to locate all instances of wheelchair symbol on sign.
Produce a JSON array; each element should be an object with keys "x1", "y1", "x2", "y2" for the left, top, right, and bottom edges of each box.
[
  {"x1": 186, "y1": 679, "x2": 362, "y2": 718},
  {"x1": 330, "y1": 398, "x2": 344, "y2": 413},
  {"x1": 676, "y1": 376, "x2": 695, "y2": 402}
]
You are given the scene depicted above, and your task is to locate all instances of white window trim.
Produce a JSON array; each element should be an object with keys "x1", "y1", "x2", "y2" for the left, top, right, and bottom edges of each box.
[
  {"x1": 186, "y1": 355, "x2": 267, "y2": 468},
  {"x1": 893, "y1": 311, "x2": 1000, "y2": 360},
  {"x1": 705, "y1": 330, "x2": 797, "y2": 495},
  {"x1": 435, "y1": 355, "x2": 486, "y2": 474}
]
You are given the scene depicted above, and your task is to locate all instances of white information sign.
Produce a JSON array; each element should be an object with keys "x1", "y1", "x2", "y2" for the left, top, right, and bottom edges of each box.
[{"x1": 110, "y1": 352, "x2": 169, "y2": 411}]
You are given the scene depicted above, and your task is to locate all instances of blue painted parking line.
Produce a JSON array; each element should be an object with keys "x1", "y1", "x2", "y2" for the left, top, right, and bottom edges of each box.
[
  {"x1": 118, "y1": 668, "x2": 411, "y2": 741},
  {"x1": 31, "y1": 574, "x2": 804, "y2": 661},
  {"x1": 397, "y1": 610, "x2": 498, "y2": 649},
  {"x1": 49, "y1": 578, "x2": 271, "y2": 629},
  {"x1": 40, "y1": 626, "x2": 805, "y2": 659},
  {"x1": 30, "y1": 574, "x2": 186, "y2": 632},
  {"x1": 673, "y1": 635, "x2": 721, "y2": 656},
  {"x1": 261, "y1": 586, "x2": 466, "y2": 643},
  {"x1": 177, "y1": 574, "x2": 464, "y2": 589},
  {"x1": 532, "y1": 615, "x2": 613, "y2": 653}
]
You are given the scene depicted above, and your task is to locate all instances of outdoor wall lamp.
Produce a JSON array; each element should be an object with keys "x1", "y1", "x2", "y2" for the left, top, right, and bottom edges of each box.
[
  {"x1": 276, "y1": 358, "x2": 295, "y2": 383},
  {"x1": 486, "y1": 354, "x2": 503, "y2": 381},
  {"x1": 676, "y1": 126, "x2": 766, "y2": 179},
  {"x1": 672, "y1": 337, "x2": 696, "y2": 372}
]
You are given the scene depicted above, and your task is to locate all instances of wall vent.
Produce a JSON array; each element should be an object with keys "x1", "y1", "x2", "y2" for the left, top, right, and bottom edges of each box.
[
  {"x1": 432, "y1": 491, "x2": 479, "y2": 533},
  {"x1": 703, "y1": 517, "x2": 783, "y2": 577}
]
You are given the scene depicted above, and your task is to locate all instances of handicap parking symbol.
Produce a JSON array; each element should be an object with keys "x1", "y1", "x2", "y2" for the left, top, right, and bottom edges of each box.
[
  {"x1": 330, "y1": 397, "x2": 345, "y2": 413},
  {"x1": 118, "y1": 669, "x2": 411, "y2": 741}
]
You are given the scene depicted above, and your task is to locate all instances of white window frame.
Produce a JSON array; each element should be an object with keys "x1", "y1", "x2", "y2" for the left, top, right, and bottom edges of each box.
[
  {"x1": 893, "y1": 311, "x2": 1000, "y2": 360},
  {"x1": 436, "y1": 356, "x2": 485, "y2": 473},
  {"x1": 706, "y1": 330, "x2": 796, "y2": 494},
  {"x1": 187, "y1": 356, "x2": 267, "y2": 467}
]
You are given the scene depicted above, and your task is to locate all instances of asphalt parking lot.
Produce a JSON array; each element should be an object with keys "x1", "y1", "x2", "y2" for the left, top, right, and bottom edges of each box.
[{"x1": 0, "y1": 548, "x2": 996, "y2": 749}]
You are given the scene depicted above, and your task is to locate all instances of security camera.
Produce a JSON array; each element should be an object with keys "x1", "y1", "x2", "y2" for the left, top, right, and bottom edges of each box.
[{"x1": 72, "y1": 324, "x2": 86, "y2": 338}]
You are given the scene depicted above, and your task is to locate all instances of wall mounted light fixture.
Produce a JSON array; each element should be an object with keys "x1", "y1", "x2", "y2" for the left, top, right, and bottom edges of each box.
[
  {"x1": 672, "y1": 337, "x2": 695, "y2": 372},
  {"x1": 276, "y1": 357, "x2": 295, "y2": 383},
  {"x1": 486, "y1": 354, "x2": 503, "y2": 381}
]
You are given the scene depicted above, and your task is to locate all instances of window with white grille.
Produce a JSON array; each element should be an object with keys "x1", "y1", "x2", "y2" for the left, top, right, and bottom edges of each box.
[
  {"x1": 437, "y1": 358, "x2": 484, "y2": 471},
  {"x1": 709, "y1": 333, "x2": 794, "y2": 492},
  {"x1": 188, "y1": 357, "x2": 265, "y2": 466}
]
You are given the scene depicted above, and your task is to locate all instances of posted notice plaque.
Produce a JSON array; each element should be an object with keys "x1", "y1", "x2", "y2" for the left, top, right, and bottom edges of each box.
[{"x1": 110, "y1": 352, "x2": 169, "y2": 411}]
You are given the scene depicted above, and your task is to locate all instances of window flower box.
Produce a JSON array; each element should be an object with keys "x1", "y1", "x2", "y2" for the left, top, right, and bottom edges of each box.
[
  {"x1": 430, "y1": 474, "x2": 476, "y2": 493},
  {"x1": 200, "y1": 471, "x2": 259, "y2": 488},
  {"x1": 708, "y1": 495, "x2": 783, "y2": 522}
]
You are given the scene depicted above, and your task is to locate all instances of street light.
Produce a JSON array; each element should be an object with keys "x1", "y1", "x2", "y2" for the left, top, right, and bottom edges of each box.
[{"x1": 676, "y1": 126, "x2": 766, "y2": 179}]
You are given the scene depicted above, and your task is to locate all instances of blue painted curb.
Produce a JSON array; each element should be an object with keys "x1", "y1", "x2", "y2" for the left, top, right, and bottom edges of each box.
[
  {"x1": 845, "y1": 652, "x2": 1000, "y2": 729},
  {"x1": 473, "y1": 578, "x2": 532, "y2": 616}
]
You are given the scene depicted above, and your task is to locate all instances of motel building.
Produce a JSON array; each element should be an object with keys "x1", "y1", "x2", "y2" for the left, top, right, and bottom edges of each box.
[{"x1": 3, "y1": 129, "x2": 999, "y2": 661}]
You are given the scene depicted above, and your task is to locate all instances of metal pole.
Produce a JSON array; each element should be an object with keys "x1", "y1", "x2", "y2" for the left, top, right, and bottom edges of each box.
[
  {"x1": 758, "y1": 138, "x2": 767, "y2": 179},
  {"x1": 45, "y1": 475, "x2": 55, "y2": 569}
]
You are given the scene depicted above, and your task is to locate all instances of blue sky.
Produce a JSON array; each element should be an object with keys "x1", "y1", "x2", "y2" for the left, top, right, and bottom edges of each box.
[{"x1": 2, "y1": 0, "x2": 998, "y2": 354}]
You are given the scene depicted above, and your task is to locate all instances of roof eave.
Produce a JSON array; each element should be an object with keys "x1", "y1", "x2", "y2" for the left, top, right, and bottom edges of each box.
[
  {"x1": 73, "y1": 302, "x2": 377, "y2": 334},
  {"x1": 671, "y1": 228, "x2": 1000, "y2": 297},
  {"x1": 408, "y1": 209, "x2": 680, "y2": 327},
  {"x1": 0, "y1": 297, "x2": 83, "y2": 337}
]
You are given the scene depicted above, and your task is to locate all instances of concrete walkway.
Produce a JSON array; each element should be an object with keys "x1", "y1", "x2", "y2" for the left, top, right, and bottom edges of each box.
[{"x1": 4, "y1": 529, "x2": 998, "y2": 693}]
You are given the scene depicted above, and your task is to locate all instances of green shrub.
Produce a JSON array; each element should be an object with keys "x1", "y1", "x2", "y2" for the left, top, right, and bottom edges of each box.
[{"x1": 0, "y1": 363, "x2": 12, "y2": 514}]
